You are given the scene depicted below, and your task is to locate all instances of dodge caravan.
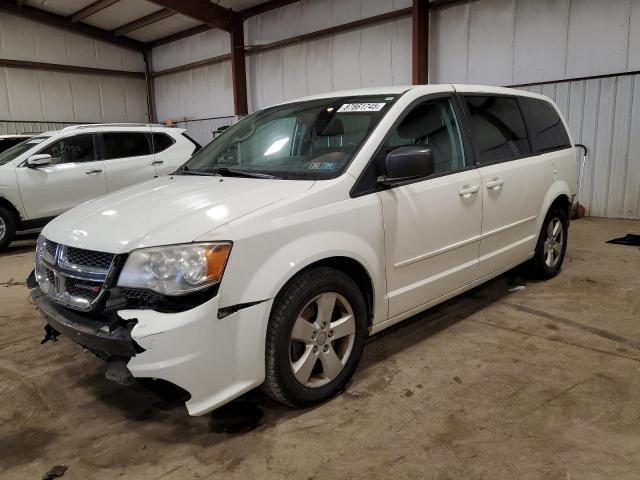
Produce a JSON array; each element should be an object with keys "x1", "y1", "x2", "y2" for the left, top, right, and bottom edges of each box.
[{"x1": 29, "y1": 85, "x2": 577, "y2": 415}]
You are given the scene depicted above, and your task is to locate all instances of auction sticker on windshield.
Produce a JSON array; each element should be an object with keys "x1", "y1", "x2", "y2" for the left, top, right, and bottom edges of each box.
[{"x1": 338, "y1": 103, "x2": 386, "y2": 113}]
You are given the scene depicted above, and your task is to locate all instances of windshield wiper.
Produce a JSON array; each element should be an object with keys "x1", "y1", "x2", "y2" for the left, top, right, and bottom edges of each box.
[{"x1": 214, "y1": 167, "x2": 277, "y2": 179}]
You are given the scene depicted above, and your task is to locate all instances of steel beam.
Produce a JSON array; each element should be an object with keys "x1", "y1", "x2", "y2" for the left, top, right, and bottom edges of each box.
[
  {"x1": 0, "y1": 0, "x2": 145, "y2": 51},
  {"x1": 113, "y1": 9, "x2": 175, "y2": 36},
  {"x1": 412, "y1": 0, "x2": 429, "y2": 85},
  {"x1": 230, "y1": 20, "x2": 248, "y2": 116},
  {"x1": 146, "y1": 0, "x2": 236, "y2": 32},
  {"x1": 70, "y1": 0, "x2": 120, "y2": 23},
  {"x1": 0, "y1": 58, "x2": 144, "y2": 78}
]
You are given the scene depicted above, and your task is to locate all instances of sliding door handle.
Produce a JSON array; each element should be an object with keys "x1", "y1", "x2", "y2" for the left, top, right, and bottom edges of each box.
[
  {"x1": 459, "y1": 185, "x2": 480, "y2": 197},
  {"x1": 150, "y1": 160, "x2": 164, "y2": 166},
  {"x1": 85, "y1": 169, "x2": 102, "y2": 175},
  {"x1": 486, "y1": 178, "x2": 504, "y2": 190}
]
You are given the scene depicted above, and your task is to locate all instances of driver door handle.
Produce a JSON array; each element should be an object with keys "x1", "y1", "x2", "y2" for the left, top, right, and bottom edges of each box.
[
  {"x1": 85, "y1": 169, "x2": 102, "y2": 175},
  {"x1": 486, "y1": 178, "x2": 504, "y2": 190},
  {"x1": 150, "y1": 160, "x2": 164, "y2": 166},
  {"x1": 459, "y1": 185, "x2": 480, "y2": 197}
]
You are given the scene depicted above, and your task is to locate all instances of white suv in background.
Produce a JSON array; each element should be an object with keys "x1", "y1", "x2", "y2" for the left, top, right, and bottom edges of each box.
[
  {"x1": 0, "y1": 124, "x2": 200, "y2": 249},
  {"x1": 30, "y1": 85, "x2": 577, "y2": 415}
]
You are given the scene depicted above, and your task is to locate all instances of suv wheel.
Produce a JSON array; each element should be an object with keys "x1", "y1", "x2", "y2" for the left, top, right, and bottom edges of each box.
[
  {"x1": 0, "y1": 206, "x2": 17, "y2": 251},
  {"x1": 526, "y1": 206, "x2": 568, "y2": 279},
  {"x1": 262, "y1": 267, "x2": 367, "y2": 407}
]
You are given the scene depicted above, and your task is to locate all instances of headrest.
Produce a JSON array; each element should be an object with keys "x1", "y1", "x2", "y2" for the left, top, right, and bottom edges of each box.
[
  {"x1": 316, "y1": 118, "x2": 344, "y2": 136},
  {"x1": 397, "y1": 105, "x2": 443, "y2": 139}
]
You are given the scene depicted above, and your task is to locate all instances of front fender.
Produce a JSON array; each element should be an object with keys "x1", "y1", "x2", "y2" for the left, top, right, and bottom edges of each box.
[
  {"x1": 214, "y1": 188, "x2": 388, "y2": 325},
  {"x1": 221, "y1": 230, "x2": 387, "y2": 325}
]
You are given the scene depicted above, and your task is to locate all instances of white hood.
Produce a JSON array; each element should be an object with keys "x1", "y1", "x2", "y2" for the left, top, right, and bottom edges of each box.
[{"x1": 43, "y1": 175, "x2": 314, "y2": 253}]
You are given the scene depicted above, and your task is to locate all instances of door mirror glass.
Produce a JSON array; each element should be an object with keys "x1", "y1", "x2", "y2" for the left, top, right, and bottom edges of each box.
[
  {"x1": 26, "y1": 154, "x2": 52, "y2": 167},
  {"x1": 378, "y1": 146, "x2": 435, "y2": 186}
]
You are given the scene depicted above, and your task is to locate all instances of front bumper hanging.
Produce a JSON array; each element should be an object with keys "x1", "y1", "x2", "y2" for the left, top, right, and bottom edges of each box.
[{"x1": 31, "y1": 286, "x2": 140, "y2": 359}]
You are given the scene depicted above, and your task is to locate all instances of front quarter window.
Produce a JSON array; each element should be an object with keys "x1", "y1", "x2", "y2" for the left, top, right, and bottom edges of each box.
[{"x1": 182, "y1": 95, "x2": 398, "y2": 180}]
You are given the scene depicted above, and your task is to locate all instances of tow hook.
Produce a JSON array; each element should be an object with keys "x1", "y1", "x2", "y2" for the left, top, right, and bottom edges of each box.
[
  {"x1": 105, "y1": 358, "x2": 135, "y2": 385},
  {"x1": 41, "y1": 324, "x2": 60, "y2": 344}
]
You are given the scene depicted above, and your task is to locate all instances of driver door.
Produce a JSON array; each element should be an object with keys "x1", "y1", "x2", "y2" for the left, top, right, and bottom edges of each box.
[
  {"x1": 379, "y1": 95, "x2": 483, "y2": 319},
  {"x1": 16, "y1": 133, "x2": 107, "y2": 219}
]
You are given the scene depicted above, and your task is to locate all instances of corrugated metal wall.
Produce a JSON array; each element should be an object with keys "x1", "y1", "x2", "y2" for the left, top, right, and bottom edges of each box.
[
  {"x1": 151, "y1": 0, "x2": 640, "y2": 218},
  {"x1": 174, "y1": 116, "x2": 238, "y2": 146},
  {"x1": 0, "y1": 120, "x2": 78, "y2": 135},
  {"x1": 0, "y1": 11, "x2": 148, "y2": 127},
  {"x1": 245, "y1": 0, "x2": 412, "y2": 111},
  {"x1": 152, "y1": 28, "x2": 234, "y2": 131},
  {"x1": 518, "y1": 76, "x2": 640, "y2": 219}
]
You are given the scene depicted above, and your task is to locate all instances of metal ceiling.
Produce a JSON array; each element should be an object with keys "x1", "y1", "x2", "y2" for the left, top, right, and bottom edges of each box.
[{"x1": 14, "y1": 0, "x2": 288, "y2": 47}]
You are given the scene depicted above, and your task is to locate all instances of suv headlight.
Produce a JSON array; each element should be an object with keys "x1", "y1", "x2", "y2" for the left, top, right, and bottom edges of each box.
[{"x1": 117, "y1": 242, "x2": 232, "y2": 295}]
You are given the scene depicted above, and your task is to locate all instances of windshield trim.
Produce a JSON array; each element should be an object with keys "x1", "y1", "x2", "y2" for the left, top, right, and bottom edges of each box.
[{"x1": 181, "y1": 93, "x2": 405, "y2": 181}]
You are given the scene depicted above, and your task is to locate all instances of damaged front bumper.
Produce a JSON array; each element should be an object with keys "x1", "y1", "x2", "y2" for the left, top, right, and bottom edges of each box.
[{"x1": 32, "y1": 284, "x2": 274, "y2": 416}]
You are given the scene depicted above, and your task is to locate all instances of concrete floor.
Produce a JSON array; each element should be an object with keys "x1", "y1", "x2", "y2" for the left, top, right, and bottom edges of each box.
[{"x1": 1, "y1": 217, "x2": 639, "y2": 479}]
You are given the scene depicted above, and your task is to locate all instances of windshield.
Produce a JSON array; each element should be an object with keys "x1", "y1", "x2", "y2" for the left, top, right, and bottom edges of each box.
[
  {"x1": 0, "y1": 136, "x2": 49, "y2": 166},
  {"x1": 182, "y1": 95, "x2": 398, "y2": 180}
]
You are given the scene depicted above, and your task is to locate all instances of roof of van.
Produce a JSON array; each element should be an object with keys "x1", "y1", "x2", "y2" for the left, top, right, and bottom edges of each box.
[{"x1": 278, "y1": 84, "x2": 548, "y2": 105}]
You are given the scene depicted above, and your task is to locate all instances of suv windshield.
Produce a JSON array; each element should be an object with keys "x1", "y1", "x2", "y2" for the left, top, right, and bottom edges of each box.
[
  {"x1": 0, "y1": 136, "x2": 50, "y2": 166},
  {"x1": 182, "y1": 95, "x2": 398, "y2": 180}
]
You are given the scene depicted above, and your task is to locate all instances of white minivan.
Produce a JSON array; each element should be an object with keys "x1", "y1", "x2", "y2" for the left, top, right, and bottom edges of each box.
[
  {"x1": 0, "y1": 123, "x2": 200, "y2": 249},
  {"x1": 30, "y1": 85, "x2": 577, "y2": 415}
]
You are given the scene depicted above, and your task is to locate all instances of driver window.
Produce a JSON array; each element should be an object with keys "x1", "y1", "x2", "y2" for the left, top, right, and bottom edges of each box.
[
  {"x1": 385, "y1": 98, "x2": 466, "y2": 175},
  {"x1": 39, "y1": 134, "x2": 97, "y2": 165}
]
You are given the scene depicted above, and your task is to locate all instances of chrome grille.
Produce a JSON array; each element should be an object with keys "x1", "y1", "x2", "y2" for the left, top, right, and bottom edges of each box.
[{"x1": 35, "y1": 236, "x2": 116, "y2": 312}]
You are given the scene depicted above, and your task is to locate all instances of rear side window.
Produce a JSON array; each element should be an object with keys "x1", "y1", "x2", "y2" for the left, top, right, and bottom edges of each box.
[
  {"x1": 518, "y1": 97, "x2": 571, "y2": 154},
  {"x1": 152, "y1": 132, "x2": 175, "y2": 153},
  {"x1": 464, "y1": 96, "x2": 530, "y2": 164},
  {"x1": 101, "y1": 132, "x2": 151, "y2": 160}
]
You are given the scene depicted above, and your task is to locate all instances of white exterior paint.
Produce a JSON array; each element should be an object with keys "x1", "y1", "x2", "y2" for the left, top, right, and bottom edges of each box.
[
  {"x1": 35, "y1": 85, "x2": 577, "y2": 414},
  {"x1": 0, "y1": 10, "x2": 148, "y2": 127}
]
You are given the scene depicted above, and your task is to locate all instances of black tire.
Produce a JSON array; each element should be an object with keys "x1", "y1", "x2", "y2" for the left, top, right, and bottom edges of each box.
[
  {"x1": 0, "y1": 205, "x2": 17, "y2": 251},
  {"x1": 525, "y1": 205, "x2": 568, "y2": 279},
  {"x1": 262, "y1": 266, "x2": 368, "y2": 408}
]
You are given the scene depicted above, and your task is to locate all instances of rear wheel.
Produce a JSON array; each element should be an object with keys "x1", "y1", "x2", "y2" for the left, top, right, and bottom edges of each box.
[
  {"x1": 0, "y1": 206, "x2": 17, "y2": 251},
  {"x1": 262, "y1": 267, "x2": 367, "y2": 407},
  {"x1": 526, "y1": 206, "x2": 568, "y2": 279}
]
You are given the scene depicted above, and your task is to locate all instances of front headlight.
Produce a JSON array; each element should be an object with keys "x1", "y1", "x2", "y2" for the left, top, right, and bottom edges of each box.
[{"x1": 117, "y1": 242, "x2": 232, "y2": 295}]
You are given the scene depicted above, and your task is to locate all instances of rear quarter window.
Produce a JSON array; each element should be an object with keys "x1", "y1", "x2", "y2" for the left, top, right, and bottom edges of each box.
[
  {"x1": 518, "y1": 97, "x2": 571, "y2": 154},
  {"x1": 152, "y1": 132, "x2": 176, "y2": 153}
]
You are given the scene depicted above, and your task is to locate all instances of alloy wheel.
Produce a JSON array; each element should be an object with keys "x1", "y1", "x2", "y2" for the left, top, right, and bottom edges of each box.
[
  {"x1": 289, "y1": 292, "x2": 356, "y2": 388},
  {"x1": 543, "y1": 217, "x2": 564, "y2": 268}
]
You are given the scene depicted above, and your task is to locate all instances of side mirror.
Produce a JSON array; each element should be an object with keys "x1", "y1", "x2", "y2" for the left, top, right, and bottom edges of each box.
[
  {"x1": 26, "y1": 154, "x2": 52, "y2": 168},
  {"x1": 378, "y1": 146, "x2": 435, "y2": 187}
]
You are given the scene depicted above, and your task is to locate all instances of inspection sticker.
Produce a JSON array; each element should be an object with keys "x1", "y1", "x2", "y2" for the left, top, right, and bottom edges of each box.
[{"x1": 337, "y1": 103, "x2": 386, "y2": 113}]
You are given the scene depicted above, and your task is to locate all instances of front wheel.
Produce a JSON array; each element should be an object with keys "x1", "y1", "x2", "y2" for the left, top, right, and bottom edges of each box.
[
  {"x1": 0, "y1": 206, "x2": 17, "y2": 251},
  {"x1": 526, "y1": 206, "x2": 568, "y2": 279},
  {"x1": 262, "y1": 267, "x2": 368, "y2": 408}
]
